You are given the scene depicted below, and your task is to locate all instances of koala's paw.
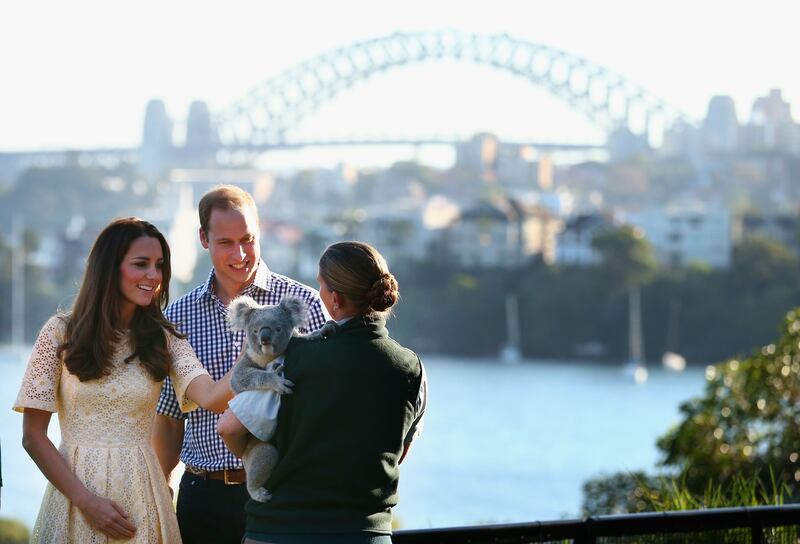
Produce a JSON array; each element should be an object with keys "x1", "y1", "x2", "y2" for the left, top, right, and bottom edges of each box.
[
  {"x1": 272, "y1": 361, "x2": 284, "y2": 374},
  {"x1": 319, "y1": 321, "x2": 337, "y2": 338},
  {"x1": 251, "y1": 488, "x2": 272, "y2": 503},
  {"x1": 250, "y1": 371, "x2": 294, "y2": 394},
  {"x1": 273, "y1": 375, "x2": 295, "y2": 395}
]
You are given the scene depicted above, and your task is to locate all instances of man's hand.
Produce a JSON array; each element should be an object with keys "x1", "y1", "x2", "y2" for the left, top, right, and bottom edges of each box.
[{"x1": 152, "y1": 414, "x2": 185, "y2": 481}]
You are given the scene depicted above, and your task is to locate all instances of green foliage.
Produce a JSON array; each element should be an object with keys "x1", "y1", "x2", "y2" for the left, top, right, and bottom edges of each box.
[
  {"x1": 385, "y1": 161, "x2": 441, "y2": 190},
  {"x1": 389, "y1": 233, "x2": 800, "y2": 361},
  {"x1": 583, "y1": 469, "x2": 790, "y2": 516},
  {"x1": 0, "y1": 518, "x2": 30, "y2": 544},
  {"x1": 730, "y1": 235, "x2": 798, "y2": 292},
  {"x1": 583, "y1": 309, "x2": 800, "y2": 517},
  {"x1": 0, "y1": 163, "x2": 150, "y2": 235},
  {"x1": 516, "y1": 265, "x2": 628, "y2": 360},
  {"x1": 582, "y1": 471, "x2": 658, "y2": 515},
  {"x1": 4, "y1": 164, "x2": 800, "y2": 359},
  {"x1": 591, "y1": 225, "x2": 657, "y2": 291},
  {"x1": 646, "y1": 157, "x2": 695, "y2": 204},
  {"x1": 642, "y1": 263, "x2": 800, "y2": 365},
  {"x1": 0, "y1": 231, "x2": 66, "y2": 343},
  {"x1": 0, "y1": 163, "x2": 155, "y2": 342},
  {"x1": 646, "y1": 470, "x2": 789, "y2": 511},
  {"x1": 391, "y1": 261, "x2": 507, "y2": 354},
  {"x1": 657, "y1": 308, "x2": 800, "y2": 495}
]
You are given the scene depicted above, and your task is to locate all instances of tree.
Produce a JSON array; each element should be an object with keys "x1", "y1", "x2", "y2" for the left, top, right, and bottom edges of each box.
[
  {"x1": 583, "y1": 308, "x2": 800, "y2": 514},
  {"x1": 591, "y1": 225, "x2": 657, "y2": 293},
  {"x1": 730, "y1": 235, "x2": 798, "y2": 293},
  {"x1": 657, "y1": 308, "x2": 800, "y2": 495},
  {"x1": 591, "y1": 226, "x2": 658, "y2": 362},
  {"x1": 0, "y1": 518, "x2": 30, "y2": 544},
  {"x1": 0, "y1": 164, "x2": 149, "y2": 235}
]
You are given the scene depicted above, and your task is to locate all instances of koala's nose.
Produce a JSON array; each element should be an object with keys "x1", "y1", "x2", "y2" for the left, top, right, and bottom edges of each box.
[{"x1": 259, "y1": 327, "x2": 272, "y2": 345}]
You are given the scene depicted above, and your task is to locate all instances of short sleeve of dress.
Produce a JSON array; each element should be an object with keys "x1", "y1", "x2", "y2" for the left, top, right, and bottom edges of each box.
[
  {"x1": 14, "y1": 315, "x2": 66, "y2": 413},
  {"x1": 167, "y1": 334, "x2": 210, "y2": 413}
]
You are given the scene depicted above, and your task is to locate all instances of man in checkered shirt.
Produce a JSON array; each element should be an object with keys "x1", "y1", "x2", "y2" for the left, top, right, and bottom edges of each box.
[{"x1": 153, "y1": 185, "x2": 327, "y2": 544}]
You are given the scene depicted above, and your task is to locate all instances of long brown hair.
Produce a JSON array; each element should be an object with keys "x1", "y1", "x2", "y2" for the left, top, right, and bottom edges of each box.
[
  {"x1": 318, "y1": 241, "x2": 399, "y2": 316},
  {"x1": 57, "y1": 218, "x2": 182, "y2": 381}
]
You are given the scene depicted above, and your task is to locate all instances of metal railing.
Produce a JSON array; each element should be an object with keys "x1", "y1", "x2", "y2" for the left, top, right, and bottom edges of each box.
[{"x1": 393, "y1": 504, "x2": 800, "y2": 543}]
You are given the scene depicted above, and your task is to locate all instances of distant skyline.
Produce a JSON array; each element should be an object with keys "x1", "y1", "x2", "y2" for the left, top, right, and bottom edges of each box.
[{"x1": 1, "y1": 0, "x2": 798, "y2": 168}]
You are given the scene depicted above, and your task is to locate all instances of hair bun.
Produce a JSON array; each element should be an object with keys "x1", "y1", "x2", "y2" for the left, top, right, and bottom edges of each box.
[{"x1": 368, "y1": 272, "x2": 399, "y2": 312}]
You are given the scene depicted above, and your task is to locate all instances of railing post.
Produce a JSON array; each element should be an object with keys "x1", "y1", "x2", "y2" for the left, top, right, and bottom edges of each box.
[
  {"x1": 751, "y1": 524, "x2": 763, "y2": 544},
  {"x1": 573, "y1": 517, "x2": 595, "y2": 544}
]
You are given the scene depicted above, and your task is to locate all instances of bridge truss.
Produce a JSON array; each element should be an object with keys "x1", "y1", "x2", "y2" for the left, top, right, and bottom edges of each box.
[
  {"x1": 215, "y1": 30, "x2": 687, "y2": 151},
  {"x1": 0, "y1": 32, "x2": 688, "y2": 179}
]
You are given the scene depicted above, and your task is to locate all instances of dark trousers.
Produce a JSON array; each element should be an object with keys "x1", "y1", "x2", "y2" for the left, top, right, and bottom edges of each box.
[{"x1": 177, "y1": 471, "x2": 249, "y2": 544}]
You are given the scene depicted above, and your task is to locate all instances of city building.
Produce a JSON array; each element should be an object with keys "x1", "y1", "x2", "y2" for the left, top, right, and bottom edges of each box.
[
  {"x1": 455, "y1": 132, "x2": 499, "y2": 173},
  {"x1": 351, "y1": 210, "x2": 431, "y2": 266},
  {"x1": 260, "y1": 220, "x2": 335, "y2": 281},
  {"x1": 627, "y1": 202, "x2": 732, "y2": 268},
  {"x1": 140, "y1": 99, "x2": 174, "y2": 178},
  {"x1": 445, "y1": 196, "x2": 562, "y2": 268},
  {"x1": 264, "y1": 164, "x2": 355, "y2": 224},
  {"x1": 732, "y1": 214, "x2": 800, "y2": 255},
  {"x1": 495, "y1": 144, "x2": 543, "y2": 193},
  {"x1": 556, "y1": 213, "x2": 616, "y2": 266},
  {"x1": 182, "y1": 100, "x2": 217, "y2": 168},
  {"x1": 702, "y1": 95, "x2": 739, "y2": 153},
  {"x1": 660, "y1": 120, "x2": 702, "y2": 160},
  {"x1": 607, "y1": 127, "x2": 650, "y2": 160},
  {"x1": 740, "y1": 89, "x2": 800, "y2": 155},
  {"x1": 455, "y1": 133, "x2": 555, "y2": 196}
]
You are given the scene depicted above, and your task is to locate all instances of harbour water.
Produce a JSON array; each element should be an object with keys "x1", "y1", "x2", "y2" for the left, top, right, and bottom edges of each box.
[{"x1": 0, "y1": 350, "x2": 706, "y2": 530}]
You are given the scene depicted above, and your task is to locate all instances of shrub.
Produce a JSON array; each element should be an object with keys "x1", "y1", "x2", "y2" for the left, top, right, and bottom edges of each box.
[
  {"x1": 0, "y1": 518, "x2": 30, "y2": 544},
  {"x1": 583, "y1": 308, "x2": 800, "y2": 514}
]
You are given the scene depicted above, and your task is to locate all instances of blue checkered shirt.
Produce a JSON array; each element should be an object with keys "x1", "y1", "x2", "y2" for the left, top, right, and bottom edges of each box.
[{"x1": 156, "y1": 260, "x2": 327, "y2": 470}]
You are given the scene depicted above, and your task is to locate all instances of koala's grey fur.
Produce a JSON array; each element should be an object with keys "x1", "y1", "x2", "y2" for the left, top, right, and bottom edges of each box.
[{"x1": 227, "y1": 295, "x2": 335, "y2": 502}]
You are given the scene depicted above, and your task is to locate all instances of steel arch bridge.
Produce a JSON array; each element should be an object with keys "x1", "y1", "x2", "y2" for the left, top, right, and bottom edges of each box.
[{"x1": 215, "y1": 30, "x2": 686, "y2": 151}]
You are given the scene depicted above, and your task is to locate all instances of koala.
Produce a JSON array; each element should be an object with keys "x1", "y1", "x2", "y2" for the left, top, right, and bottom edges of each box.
[{"x1": 227, "y1": 295, "x2": 334, "y2": 502}]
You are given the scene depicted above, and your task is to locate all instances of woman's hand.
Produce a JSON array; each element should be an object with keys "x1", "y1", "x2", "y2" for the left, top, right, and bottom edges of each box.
[
  {"x1": 23, "y1": 409, "x2": 138, "y2": 539},
  {"x1": 76, "y1": 492, "x2": 137, "y2": 540}
]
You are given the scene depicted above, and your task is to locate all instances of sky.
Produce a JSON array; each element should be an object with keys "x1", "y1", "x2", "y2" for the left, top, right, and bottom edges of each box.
[{"x1": 1, "y1": 0, "x2": 798, "y2": 168}]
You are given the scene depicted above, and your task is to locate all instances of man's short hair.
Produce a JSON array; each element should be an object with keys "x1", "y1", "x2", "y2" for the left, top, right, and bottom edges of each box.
[{"x1": 198, "y1": 185, "x2": 258, "y2": 235}]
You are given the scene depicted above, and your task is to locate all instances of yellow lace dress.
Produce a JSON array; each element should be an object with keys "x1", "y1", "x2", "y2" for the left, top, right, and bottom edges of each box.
[{"x1": 14, "y1": 315, "x2": 209, "y2": 544}]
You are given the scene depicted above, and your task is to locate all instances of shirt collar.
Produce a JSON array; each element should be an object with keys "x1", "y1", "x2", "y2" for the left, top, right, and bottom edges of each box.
[
  {"x1": 335, "y1": 313, "x2": 387, "y2": 335},
  {"x1": 249, "y1": 259, "x2": 272, "y2": 292},
  {"x1": 194, "y1": 259, "x2": 272, "y2": 302}
]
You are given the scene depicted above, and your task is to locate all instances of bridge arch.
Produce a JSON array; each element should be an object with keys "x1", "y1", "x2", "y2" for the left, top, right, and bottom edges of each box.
[{"x1": 215, "y1": 31, "x2": 686, "y2": 149}]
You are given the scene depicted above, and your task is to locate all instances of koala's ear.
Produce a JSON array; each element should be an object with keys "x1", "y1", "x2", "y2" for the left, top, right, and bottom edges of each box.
[
  {"x1": 228, "y1": 296, "x2": 259, "y2": 331},
  {"x1": 280, "y1": 296, "x2": 308, "y2": 329}
]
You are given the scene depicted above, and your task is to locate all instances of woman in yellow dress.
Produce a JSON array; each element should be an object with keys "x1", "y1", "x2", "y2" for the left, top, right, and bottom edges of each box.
[{"x1": 14, "y1": 217, "x2": 281, "y2": 543}]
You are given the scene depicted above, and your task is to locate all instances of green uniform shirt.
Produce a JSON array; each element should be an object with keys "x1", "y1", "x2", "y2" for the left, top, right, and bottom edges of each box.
[{"x1": 245, "y1": 314, "x2": 423, "y2": 535}]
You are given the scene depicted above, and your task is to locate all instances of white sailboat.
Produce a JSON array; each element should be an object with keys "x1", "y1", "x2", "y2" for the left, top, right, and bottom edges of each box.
[
  {"x1": 2, "y1": 214, "x2": 27, "y2": 356},
  {"x1": 661, "y1": 296, "x2": 686, "y2": 372},
  {"x1": 622, "y1": 285, "x2": 648, "y2": 383},
  {"x1": 499, "y1": 293, "x2": 522, "y2": 364},
  {"x1": 12, "y1": 215, "x2": 25, "y2": 343},
  {"x1": 662, "y1": 351, "x2": 686, "y2": 372}
]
